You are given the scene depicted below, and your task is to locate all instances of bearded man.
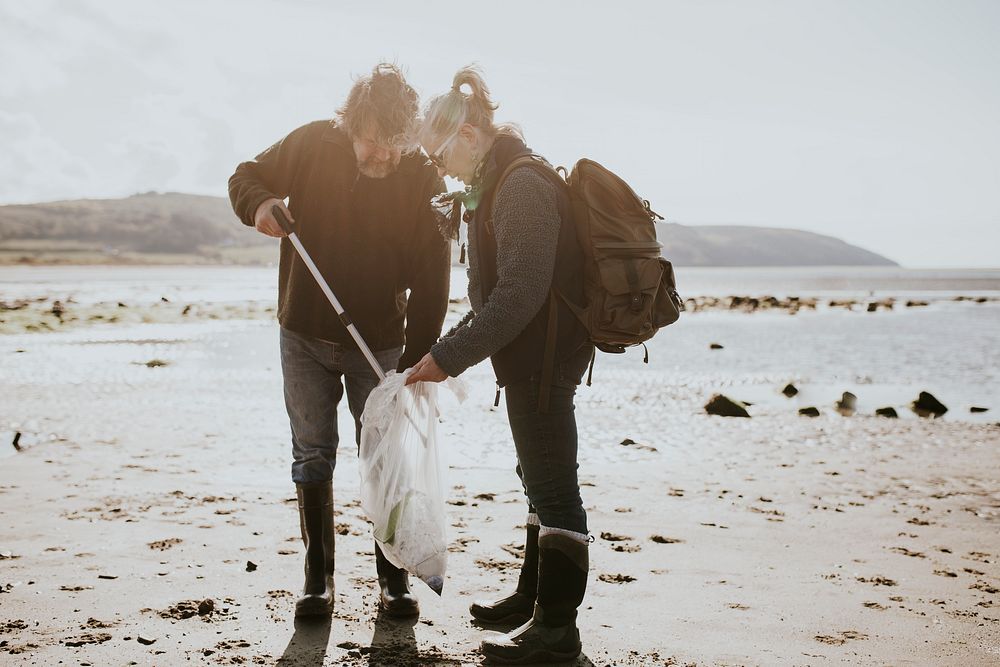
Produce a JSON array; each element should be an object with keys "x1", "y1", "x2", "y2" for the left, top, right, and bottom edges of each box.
[{"x1": 228, "y1": 63, "x2": 450, "y2": 618}]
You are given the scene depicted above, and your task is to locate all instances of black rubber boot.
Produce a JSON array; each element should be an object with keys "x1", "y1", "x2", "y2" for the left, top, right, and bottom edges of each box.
[
  {"x1": 470, "y1": 522, "x2": 539, "y2": 624},
  {"x1": 480, "y1": 531, "x2": 588, "y2": 664},
  {"x1": 375, "y1": 541, "x2": 419, "y2": 618},
  {"x1": 294, "y1": 481, "x2": 335, "y2": 617}
]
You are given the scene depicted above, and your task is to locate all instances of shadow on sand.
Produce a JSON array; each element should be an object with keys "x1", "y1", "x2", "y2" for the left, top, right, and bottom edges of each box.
[
  {"x1": 365, "y1": 609, "x2": 422, "y2": 665},
  {"x1": 274, "y1": 609, "x2": 596, "y2": 666},
  {"x1": 276, "y1": 615, "x2": 332, "y2": 666}
]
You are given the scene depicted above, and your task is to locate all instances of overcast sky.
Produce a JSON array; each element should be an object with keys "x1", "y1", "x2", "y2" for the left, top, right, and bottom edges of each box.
[{"x1": 1, "y1": 0, "x2": 998, "y2": 267}]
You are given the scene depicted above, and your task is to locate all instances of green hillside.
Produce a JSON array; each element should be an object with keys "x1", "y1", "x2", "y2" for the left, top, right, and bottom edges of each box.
[
  {"x1": 0, "y1": 192, "x2": 896, "y2": 267},
  {"x1": 0, "y1": 192, "x2": 275, "y2": 264}
]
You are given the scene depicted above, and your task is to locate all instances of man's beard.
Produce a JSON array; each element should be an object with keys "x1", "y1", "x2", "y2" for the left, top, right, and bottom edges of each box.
[{"x1": 357, "y1": 155, "x2": 400, "y2": 179}]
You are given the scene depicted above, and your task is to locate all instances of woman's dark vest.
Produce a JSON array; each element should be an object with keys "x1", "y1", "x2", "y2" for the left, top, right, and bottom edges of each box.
[{"x1": 469, "y1": 136, "x2": 588, "y2": 391}]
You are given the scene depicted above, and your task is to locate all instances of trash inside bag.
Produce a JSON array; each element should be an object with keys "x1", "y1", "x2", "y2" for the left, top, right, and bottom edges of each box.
[{"x1": 359, "y1": 370, "x2": 465, "y2": 595}]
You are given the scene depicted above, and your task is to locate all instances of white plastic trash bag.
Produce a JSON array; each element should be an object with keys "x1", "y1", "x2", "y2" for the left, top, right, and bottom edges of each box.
[{"x1": 359, "y1": 369, "x2": 465, "y2": 595}]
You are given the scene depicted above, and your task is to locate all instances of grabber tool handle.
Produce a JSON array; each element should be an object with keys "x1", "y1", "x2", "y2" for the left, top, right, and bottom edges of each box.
[
  {"x1": 271, "y1": 204, "x2": 296, "y2": 236},
  {"x1": 271, "y1": 205, "x2": 386, "y2": 382}
]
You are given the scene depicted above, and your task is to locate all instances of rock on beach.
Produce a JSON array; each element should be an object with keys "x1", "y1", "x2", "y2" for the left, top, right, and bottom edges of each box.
[
  {"x1": 912, "y1": 391, "x2": 948, "y2": 418},
  {"x1": 705, "y1": 394, "x2": 751, "y2": 418}
]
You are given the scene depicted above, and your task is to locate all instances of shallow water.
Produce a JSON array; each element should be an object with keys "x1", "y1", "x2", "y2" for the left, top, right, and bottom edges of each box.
[
  {"x1": 4, "y1": 265, "x2": 1000, "y2": 305},
  {"x1": 674, "y1": 266, "x2": 1000, "y2": 300},
  {"x1": 2, "y1": 266, "x2": 999, "y2": 464}
]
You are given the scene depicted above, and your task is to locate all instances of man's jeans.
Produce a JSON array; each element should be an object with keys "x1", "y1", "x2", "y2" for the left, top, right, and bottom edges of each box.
[
  {"x1": 504, "y1": 344, "x2": 594, "y2": 535},
  {"x1": 280, "y1": 327, "x2": 402, "y2": 484}
]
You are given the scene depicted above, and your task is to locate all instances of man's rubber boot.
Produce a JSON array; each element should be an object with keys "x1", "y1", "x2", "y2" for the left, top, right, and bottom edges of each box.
[
  {"x1": 294, "y1": 481, "x2": 335, "y2": 617},
  {"x1": 470, "y1": 521, "x2": 539, "y2": 624},
  {"x1": 375, "y1": 541, "x2": 419, "y2": 617},
  {"x1": 480, "y1": 529, "x2": 588, "y2": 664}
]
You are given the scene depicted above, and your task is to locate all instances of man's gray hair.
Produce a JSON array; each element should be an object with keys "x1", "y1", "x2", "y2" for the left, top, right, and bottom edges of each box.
[{"x1": 336, "y1": 62, "x2": 419, "y2": 152}]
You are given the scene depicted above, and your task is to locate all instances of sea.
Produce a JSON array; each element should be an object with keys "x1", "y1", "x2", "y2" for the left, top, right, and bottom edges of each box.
[
  {"x1": 1, "y1": 265, "x2": 999, "y2": 304},
  {"x1": 2, "y1": 265, "x2": 999, "y2": 461}
]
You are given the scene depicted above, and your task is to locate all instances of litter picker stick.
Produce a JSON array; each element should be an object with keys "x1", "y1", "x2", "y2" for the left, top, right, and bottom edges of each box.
[
  {"x1": 271, "y1": 205, "x2": 386, "y2": 382},
  {"x1": 272, "y1": 206, "x2": 427, "y2": 437}
]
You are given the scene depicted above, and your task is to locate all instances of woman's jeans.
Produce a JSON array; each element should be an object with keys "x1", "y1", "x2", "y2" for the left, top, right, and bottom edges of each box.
[
  {"x1": 504, "y1": 344, "x2": 594, "y2": 535},
  {"x1": 279, "y1": 327, "x2": 402, "y2": 484}
]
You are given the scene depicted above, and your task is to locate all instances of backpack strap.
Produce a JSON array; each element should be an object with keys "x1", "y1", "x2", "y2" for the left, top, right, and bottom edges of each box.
[
  {"x1": 624, "y1": 258, "x2": 643, "y2": 312},
  {"x1": 494, "y1": 157, "x2": 590, "y2": 330},
  {"x1": 488, "y1": 154, "x2": 569, "y2": 414},
  {"x1": 538, "y1": 290, "x2": 559, "y2": 413},
  {"x1": 494, "y1": 154, "x2": 561, "y2": 190}
]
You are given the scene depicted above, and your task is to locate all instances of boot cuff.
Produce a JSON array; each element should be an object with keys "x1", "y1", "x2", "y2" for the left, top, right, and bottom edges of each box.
[
  {"x1": 538, "y1": 525, "x2": 589, "y2": 544},
  {"x1": 538, "y1": 527, "x2": 590, "y2": 572}
]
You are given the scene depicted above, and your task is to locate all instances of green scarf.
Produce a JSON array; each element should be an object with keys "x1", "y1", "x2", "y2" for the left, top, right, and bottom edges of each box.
[{"x1": 430, "y1": 145, "x2": 502, "y2": 241}]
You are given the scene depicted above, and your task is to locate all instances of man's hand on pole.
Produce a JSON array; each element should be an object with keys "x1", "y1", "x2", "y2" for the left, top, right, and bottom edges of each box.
[
  {"x1": 254, "y1": 198, "x2": 292, "y2": 237},
  {"x1": 405, "y1": 353, "x2": 448, "y2": 386}
]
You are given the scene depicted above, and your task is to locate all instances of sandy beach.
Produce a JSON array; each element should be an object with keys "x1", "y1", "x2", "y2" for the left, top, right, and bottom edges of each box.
[
  {"x1": 2, "y1": 267, "x2": 1000, "y2": 666},
  {"x1": 5, "y1": 0, "x2": 1000, "y2": 662}
]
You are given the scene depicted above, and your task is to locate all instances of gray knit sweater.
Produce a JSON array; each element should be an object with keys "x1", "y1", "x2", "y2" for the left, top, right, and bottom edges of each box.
[{"x1": 430, "y1": 166, "x2": 560, "y2": 377}]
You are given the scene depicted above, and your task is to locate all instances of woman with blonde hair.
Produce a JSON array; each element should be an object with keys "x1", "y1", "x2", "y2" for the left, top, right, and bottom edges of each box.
[{"x1": 405, "y1": 66, "x2": 592, "y2": 664}]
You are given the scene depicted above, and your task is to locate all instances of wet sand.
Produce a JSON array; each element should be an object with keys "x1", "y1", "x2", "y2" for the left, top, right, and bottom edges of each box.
[
  {"x1": 2, "y1": 307, "x2": 999, "y2": 665},
  {"x1": 0, "y1": 296, "x2": 277, "y2": 334}
]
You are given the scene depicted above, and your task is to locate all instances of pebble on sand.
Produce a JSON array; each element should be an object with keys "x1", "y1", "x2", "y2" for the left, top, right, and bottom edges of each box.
[
  {"x1": 620, "y1": 438, "x2": 658, "y2": 453},
  {"x1": 704, "y1": 394, "x2": 750, "y2": 418},
  {"x1": 875, "y1": 407, "x2": 899, "y2": 418},
  {"x1": 64, "y1": 633, "x2": 111, "y2": 647},
  {"x1": 866, "y1": 298, "x2": 894, "y2": 312},
  {"x1": 970, "y1": 406, "x2": 989, "y2": 413},
  {"x1": 600, "y1": 532, "x2": 632, "y2": 542},
  {"x1": 911, "y1": 391, "x2": 948, "y2": 418},
  {"x1": 709, "y1": 343, "x2": 724, "y2": 350},
  {"x1": 836, "y1": 392, "x2": 857, "y2": 415},
  {"x1": 799, "y1": 407, "x2": 821, "y2": 417},
  {"x1": 245, "y1": 561, "x2": 257, "y2": 572},
  {"x1": 781, "y1": 383, "x2": 799, "y2": 397}
]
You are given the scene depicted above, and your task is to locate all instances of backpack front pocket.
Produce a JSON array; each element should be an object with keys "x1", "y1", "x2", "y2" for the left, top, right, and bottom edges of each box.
[{"x1": 592, "y1": 243, "x2": 664, "y2": 341}]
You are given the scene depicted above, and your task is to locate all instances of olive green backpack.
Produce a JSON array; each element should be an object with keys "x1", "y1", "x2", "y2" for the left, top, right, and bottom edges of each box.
[{"x1": 495, "y1": 155, "x2": 684, "y2": 400}]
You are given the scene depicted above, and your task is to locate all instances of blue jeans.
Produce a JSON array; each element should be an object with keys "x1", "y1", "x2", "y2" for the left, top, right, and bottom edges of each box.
[
  {"x1": 504, "y1": 344, "x2": 594, "y2": 535},
  {"x1": 279, "y1": 327, "x2": 402, "y2": 484}
]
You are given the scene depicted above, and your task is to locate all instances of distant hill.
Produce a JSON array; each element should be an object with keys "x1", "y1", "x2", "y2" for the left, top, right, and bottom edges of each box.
[
  {"x1": 0, "y1": 192, "x2": 895, "y2": 266},
  {"x1": 656, "y1": 223, "x2": 896, "y2": 266},
  {"x1": 0, "y1": 192, "x2": 274, "y2": 264}
]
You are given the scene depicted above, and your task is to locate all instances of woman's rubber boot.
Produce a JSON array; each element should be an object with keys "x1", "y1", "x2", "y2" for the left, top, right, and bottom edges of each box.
[
  {"x1": 480, "y1": 529, "x2": 588, "y2": 664},
  {"x1": 294, "y1": 481, "x2": 335, "y2": 617},
  {"x1": 375, "y1": 541, "x2": 420, "y2": 617},
  {"x1": 470, "y1": 521, "x2": 539, "y2": 624}
]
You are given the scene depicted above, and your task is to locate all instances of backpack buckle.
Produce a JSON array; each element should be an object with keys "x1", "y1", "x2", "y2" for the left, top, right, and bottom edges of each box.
[{"x1": 643, "y1": 199, "x2": 664, "y2": 221}]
